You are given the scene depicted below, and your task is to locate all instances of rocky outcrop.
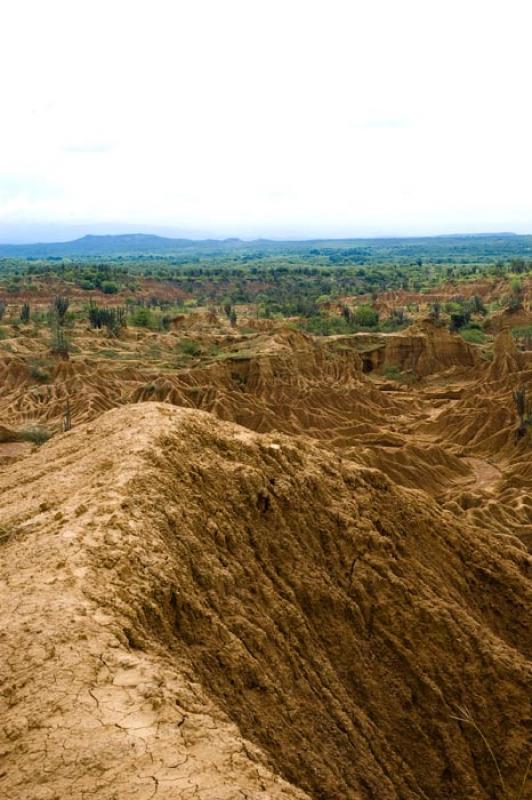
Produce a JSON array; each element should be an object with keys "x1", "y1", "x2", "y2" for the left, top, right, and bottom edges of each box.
[
  {"x1": 487, "y1": 328, "x2": 523, "y2": 381},
  {"x1": 382, "y1": 321, "x2": 480, "y2": 376},
  {"x1": 484, "y1": 306, "x2": 532, "y2": 334}
]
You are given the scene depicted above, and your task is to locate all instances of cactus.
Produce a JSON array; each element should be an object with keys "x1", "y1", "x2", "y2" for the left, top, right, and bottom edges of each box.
[
  {"x1": 513, "y1": 387, "x2": 528, "y2": 441},
  {"x1": 20, "y1": 302, "x2": 30, "y2": 323}
]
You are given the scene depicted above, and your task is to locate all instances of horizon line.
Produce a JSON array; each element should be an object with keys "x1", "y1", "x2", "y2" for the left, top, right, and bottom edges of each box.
[{"x1": 0, "y1": 229, "x2": 525, "y2": 247}]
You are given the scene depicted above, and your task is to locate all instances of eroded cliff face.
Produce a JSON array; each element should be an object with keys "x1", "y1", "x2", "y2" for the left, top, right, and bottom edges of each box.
[
  {"x1": 1, "y1": 404, "x2": 530, "y2": 800},
  {"x1": 484, "y1": 306, "x2": 532, "y2": 334},
  {"x1": 381, "y1": 321, "x2": 480, "y2": 377}
]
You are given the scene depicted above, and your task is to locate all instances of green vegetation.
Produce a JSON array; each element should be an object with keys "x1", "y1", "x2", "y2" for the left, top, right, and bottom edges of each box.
[
  {"x1": 0, "y1": 236, "x2": 529, "y2": 340},
  {"x1": 3, "y1": 232, "x2": 532, "y2": 263},
  {"x1": 28, "y1": 361, "x2": 52, "y2": 383},
  {"x1": 460, "y1": 325, "x2": 486, "y2": 344},
  {"x1": 507, "y1": 278, "x2": 524, "y2": 311},
  {"x1": 50, "y1": 327, "x2": 71, "y2": 358},
  {"x1": 88, "y1": 303, "x2": 127, "y2": 336},
  {"x1": 52, "y1": 295, "x2": 69, "y2": 325},
  {"x1": 129, "y1": 307, "x2": 155, "y2": 328},
  {"x1": 18, "y1": 425, "x2": 53, "y2": 444},
  {"x1": 177, "y1": 339, "x2": 202, "y2": 358},
  {"x1": 20, "y1": 302, "x2": 30, "y2": 323},
  {"x1": 382, "y1": 365, "x2": 418, "y2": 384},
  {"x1": 512, "y1": 325, "x2": 532, "y2": 340}
]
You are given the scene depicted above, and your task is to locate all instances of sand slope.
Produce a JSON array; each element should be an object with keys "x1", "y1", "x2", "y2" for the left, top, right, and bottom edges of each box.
[{"x1": 1, "y1": 404, "x2": 530, "y2": 799}]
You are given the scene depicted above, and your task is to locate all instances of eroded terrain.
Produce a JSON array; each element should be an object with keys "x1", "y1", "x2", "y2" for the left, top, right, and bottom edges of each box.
[{"x1": 0, "y1": 291, "x2": 531, "y2": 799}]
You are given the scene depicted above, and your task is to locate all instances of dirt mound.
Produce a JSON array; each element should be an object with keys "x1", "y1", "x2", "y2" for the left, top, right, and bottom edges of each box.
[{"x1": 1, "y1": 404, "x2": 530, "y2": 800}]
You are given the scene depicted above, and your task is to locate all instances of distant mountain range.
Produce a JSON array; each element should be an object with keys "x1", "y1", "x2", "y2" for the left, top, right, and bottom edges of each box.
[
  {"x1": 0, "y1": 233, "x2": 245, "y2": 258},
  {"x1": 0, "y1": 231, "x2": 528, "y2": 259}
]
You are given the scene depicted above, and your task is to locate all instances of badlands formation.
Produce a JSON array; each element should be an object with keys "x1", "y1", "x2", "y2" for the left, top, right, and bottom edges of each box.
[{"x1": 0, "y1": 314, "x2": 531, "y2": 799}]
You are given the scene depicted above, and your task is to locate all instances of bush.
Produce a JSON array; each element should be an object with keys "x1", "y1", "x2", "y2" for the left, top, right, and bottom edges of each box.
[
  {"x1": 353, "y1": 305, "x2": 379, "y2": 328},
  {"x1": 469, "y1": 295, "x2": 487, "y2": 315},
  {"x1": 101, "y1": 281, "x2": 120, "y2": 295},
  {"x1": 130, "y1": 307, "x2": 155, "y2": 328},
  {"x1": 382, "y1": 365, "x2": 418, "y2": 384},
  {"x1": 460, "y1": 326, "x2": 486, "y2": 344},
  {"x1": 301, "y1": 316, "x2": 351, "y2": 336},
  {"x1": 29, "y1": 363, "x2": 51, "y2": 383},
  {"x1": 449, "y1": 311, "x2": 470, "y2": 331},
  {"x1": 512, "y1": 325, "x2": 532, "y2": 338},
  {"x1": 177, "y1": 339, "x2": 202, "y2": 357},
  {"x1": 18, "y1": 426, "x2": 53, "y2": 445},
  {"x1": 88, "y1": 304, "x2": 127, "y2": 336},
  {"x1": 507, "y1": 278, "x2": 524, "y2": 311},
  {"x1": 383, "y1": 365, "x2": 402, "y2": 381}
]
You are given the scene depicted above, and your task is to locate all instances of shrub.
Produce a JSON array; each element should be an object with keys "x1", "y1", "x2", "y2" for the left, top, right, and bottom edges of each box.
[
  {"x1": 29, "y1": 363, "x2": 51, "y2": 383},
  {"x1": 130, "y1": 307, "x2": 154, "y2": 328},
  {"x1": 301, "y1": 316, "x2": 350, "y2": 336},
  {"x1": 178, "y1": 339, "x2": 202, "y2": 357},
  {"x1": 512, "y1": 325, "x2": 532, "y2": 339},
  {"x1": 383, "y1": 365, "x2": 402, "y2": 381},
  {"x1": 353, "y1": 305, "x2": 379, "y2": 328},
  {"x1": 469, "y1": 294, "x2": 487, "y2": 315},
  {"x1": 382, "y1": 365, "x2": 418, "y2": 384},
  {"x1": 449, "y1": 311, "x2": 470, "y2": 332},
  {"x1": 507, "y1": 278, "x2": 524, "y2": 311},
  {"x1": 460, "y1": 326, "x2": 486, "y2": 344},
  {"x1": 101, "y1": 281, "x2": 120, "y2": 295},
  {"x1": 89, "y1": 303, "x2": 127, "y2": 336},
  {"x1": 18, "y1": 426, "x2": 53, "y2": 444},
  {"x1": 430, "y1": 302, "x2": 441, "y2": 320}
]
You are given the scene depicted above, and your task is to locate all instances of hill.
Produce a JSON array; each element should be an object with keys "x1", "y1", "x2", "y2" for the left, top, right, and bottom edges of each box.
[
  {"x1": 1, "y1": 231, "x2": 532, "y2": 260},
  {"x1": 1, "y1": 403, "x2": 530, "y2": 799}
]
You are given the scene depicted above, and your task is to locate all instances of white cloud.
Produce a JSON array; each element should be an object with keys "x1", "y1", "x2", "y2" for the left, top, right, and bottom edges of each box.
[{"x1": 1, "y1": 0, "x2": 532, "y2": 238}]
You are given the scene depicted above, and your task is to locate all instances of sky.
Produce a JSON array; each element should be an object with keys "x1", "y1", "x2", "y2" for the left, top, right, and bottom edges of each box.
[{"x1": 1, "y1": 0, "x2": 532, "y2": 242}]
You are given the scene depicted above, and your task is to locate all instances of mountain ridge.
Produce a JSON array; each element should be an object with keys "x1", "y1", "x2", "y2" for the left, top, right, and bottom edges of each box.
[{"x1": 0, "y1": 231, "x2": 527, "y2": 258}]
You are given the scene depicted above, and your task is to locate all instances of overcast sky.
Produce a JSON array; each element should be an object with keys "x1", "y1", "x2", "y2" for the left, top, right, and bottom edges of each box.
[{"x1": 1, "y1": 0, "x2": 532, "y2": 242}]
